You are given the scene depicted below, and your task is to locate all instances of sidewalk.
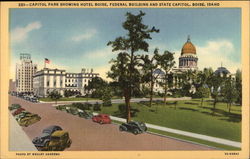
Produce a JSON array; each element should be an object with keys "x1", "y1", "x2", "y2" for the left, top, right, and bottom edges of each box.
[
  {"x1": 9, "y1": 113, "x2": 37, "y2": 151},
  {"x1": 107, "y1": 115, "x2": 241, "y2": 148}
]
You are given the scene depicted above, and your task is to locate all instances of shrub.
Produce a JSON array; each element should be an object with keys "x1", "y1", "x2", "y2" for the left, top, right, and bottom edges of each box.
[{"x1": 93, "y1": 102, "x2": 101, "y2": 111}]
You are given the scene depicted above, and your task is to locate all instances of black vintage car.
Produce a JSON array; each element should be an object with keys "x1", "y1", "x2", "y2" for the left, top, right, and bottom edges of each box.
[
  {"x1": 78, "y1": 110, "x2": 93, "y2": 119},
  {"x1": 32, "y1": 125, "x2": 62, "y2": 150},
  {"x1": 119, "y1": 121, "x2": 147, "y2": 135}
]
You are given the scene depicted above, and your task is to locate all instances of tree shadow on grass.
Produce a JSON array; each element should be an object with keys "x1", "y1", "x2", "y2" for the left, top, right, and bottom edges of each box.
[
  {"x1": 149, "y1": 109, "x2": 156, "y2": 112},
  {"x1": 114, "y1": 104, "x2": 140, "y2": 118},
  {"x1": 214, "y1": 109, "x2": 242, "y2": 122},
  {"x1": 201, "y1": 111, "x2": 223, "y2": 117},
  {"x1": 179, "y1": 107, "x2": 199, "y2": 112},
  {"x1": 201, "y1": 108, "x2": 242, "y2": 122},
  {"x1": 184, "y1": 102, "x2": 199, "y2": 105}
]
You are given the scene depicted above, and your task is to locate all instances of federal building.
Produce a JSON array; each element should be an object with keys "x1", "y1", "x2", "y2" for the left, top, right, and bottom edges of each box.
[{"x1": 33, "y1": 68, "x2": 99, "y2": 97}]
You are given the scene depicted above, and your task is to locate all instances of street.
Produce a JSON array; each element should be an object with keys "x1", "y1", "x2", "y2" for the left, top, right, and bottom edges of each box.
[{"x1": 9, "y1": 95, "x2": 215, "y2": 151}]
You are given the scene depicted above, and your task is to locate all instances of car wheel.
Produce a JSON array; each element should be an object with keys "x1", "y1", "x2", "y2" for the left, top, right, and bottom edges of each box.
[
  {"x1": 44, "y1": 141, "x2": 50, "y2": 151},
  {"x1": 100, "y1": 120, "x2": 103, "y2": 124},
  {"x1": 133, "y1": 129, "x2": 139, "y2": 135},
  {"x1": 67, "y1": 140, "x2": 72, "y2": 148},
  {"x1": 119, "y1": 127, "x2": 124, "y2": 131}
]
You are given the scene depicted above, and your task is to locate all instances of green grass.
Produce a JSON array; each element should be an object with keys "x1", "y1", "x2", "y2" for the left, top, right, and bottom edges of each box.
[
  {"x1": 111, "y1": 120, "x2": 240, "y2": 150},
  {"x1": 96, "y1": 99, "x2": 241, "y2": 142},
  {"x1": 147, "y1": 128, "x2": 241, "y2": 150}
]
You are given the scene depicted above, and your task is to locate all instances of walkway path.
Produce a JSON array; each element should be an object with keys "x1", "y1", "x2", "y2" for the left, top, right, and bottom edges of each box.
[{"x1": 9, "y1": 113, "x2": 37, "y2": 151}]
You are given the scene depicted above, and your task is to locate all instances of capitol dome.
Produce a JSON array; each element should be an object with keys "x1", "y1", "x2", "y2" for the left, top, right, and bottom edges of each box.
[
  {"x1": 179, "y1": 36, "x2": 198, "y2": 70},
  {"x1": 181, "y1": 36, "x2": 196, "y2": 55}
]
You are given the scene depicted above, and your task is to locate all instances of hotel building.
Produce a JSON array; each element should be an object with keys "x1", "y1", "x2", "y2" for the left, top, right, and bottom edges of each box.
[{"x1": 16, "y1": 54, "x2": 37, "y2": 93}]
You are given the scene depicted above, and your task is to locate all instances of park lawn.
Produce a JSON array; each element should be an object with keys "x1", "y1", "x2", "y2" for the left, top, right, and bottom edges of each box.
[
  {"x1": 97, "y1": 99, "x2": 241, "y2": 142},
  {"x1": 112, "y1": 120, "x2": 240, "y2": 150}
]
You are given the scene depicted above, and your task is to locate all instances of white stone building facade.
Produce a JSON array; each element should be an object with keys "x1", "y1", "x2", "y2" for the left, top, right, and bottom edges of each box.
[
  {"x1": 33, "y1": 68, "x2": 99, "y2": 97},
  {"x1": 16, "y1": 54, "x2": 37, "y2": 93}
]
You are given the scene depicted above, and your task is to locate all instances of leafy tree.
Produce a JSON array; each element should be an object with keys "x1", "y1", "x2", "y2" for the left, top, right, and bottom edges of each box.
[
  {"x1": 107, "y1": 11, "x2": 159, "y2": 122},
  {"x1": 102, "y1": 88, "x2": 112, "y2": 107},
  {"x1": 222, "y1": 77, "x2": 239, "y2": 113},
  {"x1": 72, "y1": 103, "x2": 90, "y2": 110},
  {"x1": 235, "y1": 69, "x2": 242, "y2": 105},
  {"x1": 196, "y1": 86, "x2": 210, "y2": 107},
  {"x1": 155, "y1": 50, "x2": 175, "y2": 104},
  {"x1": 48, "y1": 90, "x2": 61, "y2": 105},
  {"x1": 86, "y1": 77, "x2": 108, "y2": 98},
  {"x1": 140, "y1": 48, "x2": 161, "y2": 107},
  {"x1": 208, "y1": 74, "x2": 224, "y2": 114}
]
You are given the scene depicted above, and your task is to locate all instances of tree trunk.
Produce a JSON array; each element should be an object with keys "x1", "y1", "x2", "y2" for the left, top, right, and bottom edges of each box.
[
  {"x1": 149, "y1": 80, "x2": 154, "y2": 107},
  {"x1": 201, "y1": 98, "x2": 203, "y2": 107},
  {"x1": 229, "y1": 102, "x2": 231, "y2": 113},
  {"x1": 212, "y1": 98, "x2": 216, "y2": 115},
  {"x1": 164, "y1": 83, "x2": 167, "y2": 105},
  {"x1": 125, "y1": 92, "x2": 131, "y2": 123}
]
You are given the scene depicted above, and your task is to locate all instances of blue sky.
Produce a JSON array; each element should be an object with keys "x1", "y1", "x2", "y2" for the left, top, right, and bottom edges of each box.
[{"x1": 10, "y1": 8, "x2": 241, "y2": 80}]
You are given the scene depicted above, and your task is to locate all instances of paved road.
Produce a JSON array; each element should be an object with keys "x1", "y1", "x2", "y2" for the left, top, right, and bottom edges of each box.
[
  {"x1": 42, "y1": 97, "x2": 192, "y2": 105},
  {"x1": 9, "y1": 95, "x2": 214, "y2": 151}
]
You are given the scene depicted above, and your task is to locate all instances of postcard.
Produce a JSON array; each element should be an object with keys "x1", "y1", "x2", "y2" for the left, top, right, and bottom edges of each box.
[{"x1": 0, "y1": 1, "x2": 249, "y2": 159}]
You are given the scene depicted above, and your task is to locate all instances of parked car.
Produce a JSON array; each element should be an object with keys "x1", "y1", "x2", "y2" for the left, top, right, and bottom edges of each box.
[
  {"x1": 119, "y1": 121, "x2": 147, "y2": 135},
  {"x1": 8, "y1": 104, "x2": 21, "y2": 111},
  {"x1": 47, "y1": 130, "x2": 72, "y2": 151},
  {"x1": 92, "y1": 114, "x2": 111, "y2": 124},
  {"x1": 14, "y1": 111, "x2": 31, "y2": 120},
  {"x1": 32, "y1": 125, "x2": 63, "y2": 150},
  {"x1": 12, "y1": 108, "x2": 26, "y2": 116},
  {"x1": 17, "y1": 113, "x2": 41, "y2": 127},
  {"x1": 30, "y1": 97, "x2": 39, "y2": 103},
  {"x1": 65, "y1": 107, "x2": 78, "y2": 115},
  {"x1": 56, "y1": 105, "x2": 68, "y2": 112},
  {"x1": 78, "y1": 109, "x2": 93, "y2": 119}
]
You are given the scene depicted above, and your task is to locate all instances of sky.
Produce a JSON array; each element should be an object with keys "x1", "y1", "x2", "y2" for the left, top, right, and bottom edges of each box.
[{"x1": 10, "y1": 8, "x2": 241, "y2": 80}]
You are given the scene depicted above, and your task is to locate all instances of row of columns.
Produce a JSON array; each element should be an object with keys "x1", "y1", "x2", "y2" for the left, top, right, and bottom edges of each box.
[{"x1": 179, "y1": 58, "x2": 197, "y2": 67}]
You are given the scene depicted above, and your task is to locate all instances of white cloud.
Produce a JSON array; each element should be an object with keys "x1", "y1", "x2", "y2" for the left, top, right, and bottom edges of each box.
[
  {"x1": 83, "y1": 47, "x2": 114, "y2": 60},
  {"x1": 71, "y1": 29, "x2": 97, "y2": 42},
  {"x1": 197, "y1": 39, "x2": 240, "y2": 73},
  {"x1": 11, "y1": 21, "x2": 42, "y2": 43}
]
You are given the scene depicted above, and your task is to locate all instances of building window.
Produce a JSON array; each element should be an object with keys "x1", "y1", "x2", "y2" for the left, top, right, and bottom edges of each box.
[
  {"x1": 54, "y1": 81, "x2": 56, "y2": 87},
  {"x1": 47, "y1": 81, "x2": 49, "y2": 87}
]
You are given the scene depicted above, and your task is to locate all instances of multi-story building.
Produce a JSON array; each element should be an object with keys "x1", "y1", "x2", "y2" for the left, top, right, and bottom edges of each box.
[
  {"x1": 33, "y1": 68, "x2": 99, "y2": 97},
  {"x1": 16, "y1": 54, "x2": 37, "y2": 93}
]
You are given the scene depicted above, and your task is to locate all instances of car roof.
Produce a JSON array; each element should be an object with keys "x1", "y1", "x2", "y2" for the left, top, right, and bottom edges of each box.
[
  {"x1": 51, "y1": 130, "x2": 68, "y2": 136},
  {"x1": 44, "y1": 125, "x2": 62, "y2": 131}
]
